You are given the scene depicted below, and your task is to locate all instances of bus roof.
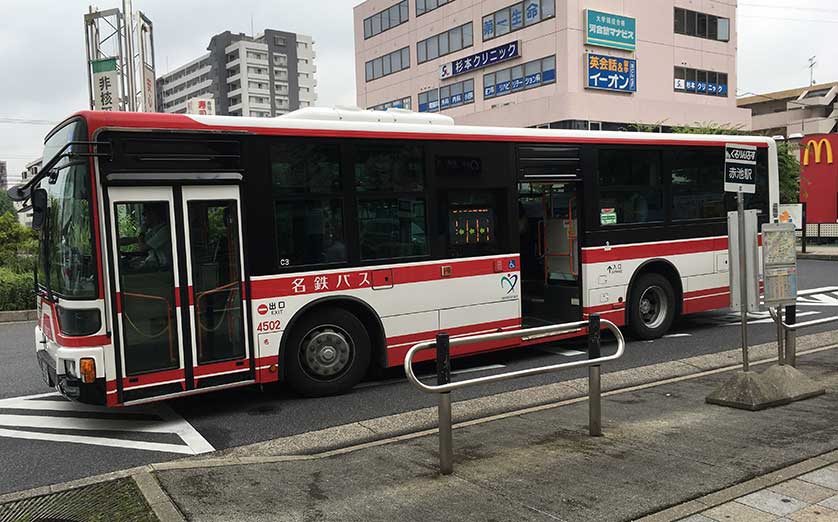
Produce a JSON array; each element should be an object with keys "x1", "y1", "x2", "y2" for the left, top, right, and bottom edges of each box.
[{"x1": 72, "y1": 108, "x2": 773, "y2": 149}]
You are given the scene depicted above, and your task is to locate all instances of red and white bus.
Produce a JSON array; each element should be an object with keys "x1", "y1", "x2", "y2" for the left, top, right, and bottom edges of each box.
[{"x1": 10, "y1": 108, "x2": 778, "y2": 406}]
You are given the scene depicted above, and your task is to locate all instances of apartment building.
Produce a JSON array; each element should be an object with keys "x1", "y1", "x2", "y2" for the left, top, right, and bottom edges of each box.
[
  {"x1": 157, "y1": 28, "x2": 318, "y2": 117},
  {"x1": 354, "y1": 0, "x2": 749, "y2": 130}
]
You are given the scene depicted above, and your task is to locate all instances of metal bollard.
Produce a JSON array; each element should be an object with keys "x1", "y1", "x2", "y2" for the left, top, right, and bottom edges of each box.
[
  {"x1": 436, "y1": 332, "x2": 453, "y2": 475},
  {"x1": 587, "y1": 314, "x2": 602, "y2": 437},
  {"x1": 785, "y1": 305, "x2": 797, "y2": 367}
]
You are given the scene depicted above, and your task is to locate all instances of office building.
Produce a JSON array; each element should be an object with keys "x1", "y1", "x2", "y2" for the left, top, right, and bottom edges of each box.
[
  {"x1": 354, "y1": 0, "x2": 749, "y2": 130},
  {"x1": 0, "y1": 161, "x2": 6, "y2": 189},
  {"x1": 738, "y1": 82, "x2": 838, "y2": 138},
  {"x1": 157, "y1": 29, "x2": 317, "y2": 117}
]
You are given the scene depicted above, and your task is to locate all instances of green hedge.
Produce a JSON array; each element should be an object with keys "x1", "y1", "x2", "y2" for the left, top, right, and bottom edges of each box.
[{"x1": 0, "y1": 268, "x2": 35, "y2": 311}]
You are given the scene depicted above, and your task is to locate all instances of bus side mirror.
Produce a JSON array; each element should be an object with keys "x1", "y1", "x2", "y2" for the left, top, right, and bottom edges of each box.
[{"x1": 31, "y1": 188, "x2": 47, "y2": 231}]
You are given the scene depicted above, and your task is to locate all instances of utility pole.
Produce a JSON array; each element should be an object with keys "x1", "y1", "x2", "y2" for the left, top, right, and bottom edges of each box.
[{"x1": 808, "y1": 56, "x2": 817, "y2": 86}]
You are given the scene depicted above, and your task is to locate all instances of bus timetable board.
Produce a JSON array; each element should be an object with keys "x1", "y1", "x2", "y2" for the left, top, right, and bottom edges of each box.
[{"x1": 724, "y1": 143, "x2": 757, "y2": 194}]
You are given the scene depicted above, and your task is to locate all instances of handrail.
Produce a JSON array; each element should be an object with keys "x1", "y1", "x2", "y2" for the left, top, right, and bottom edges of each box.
[
  {"x1": 768, "y1": 307, "x2": 838, "y2": 332},
  {"x1": 767, "y1": 288, "x2": 838, "y2": 367},
  {"x1": 404, "y1": 315, "x2": 625, "y2": 475},
  {"x1": 405, "y1": 319, "x2": 624, "y2": 394}
]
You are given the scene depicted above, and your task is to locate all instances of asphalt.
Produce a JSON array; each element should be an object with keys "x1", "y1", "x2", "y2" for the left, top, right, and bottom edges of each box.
[
  {"x1": 3, "y1": 338, "x2": 838, "y2": 521},
  {"x1": 0, "y1": 259, "x2": 834, "y2": 498}
]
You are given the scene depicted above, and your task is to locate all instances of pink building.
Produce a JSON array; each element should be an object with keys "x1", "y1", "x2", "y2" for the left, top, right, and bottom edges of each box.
[{"x1": 354, "y1": 0, "x2": 750, "y2": 130}]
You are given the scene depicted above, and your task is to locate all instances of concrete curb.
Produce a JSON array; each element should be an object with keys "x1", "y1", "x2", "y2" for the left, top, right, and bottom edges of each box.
[
  {"x1": 1, "y1": 334, "x2": 836, "y2": 509},
  {"x1": 0, "y1": 309, "x2": 36, "y2": 323},
  {"x1": 637, "y1": 449, "x2": 838, "y2": 522},
  {"x1": 798, "y1": 253, "x2": 838, "y2": 261},
  {"x1": 132, "y1": 471, "x2": 186, "y2": 522}
]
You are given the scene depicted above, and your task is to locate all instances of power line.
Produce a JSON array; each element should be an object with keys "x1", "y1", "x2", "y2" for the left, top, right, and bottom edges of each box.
[
  {"x1": 740, "y1": 2, "x2": 838, "y2": 14},
  {"x1": 0, "y1": 117, "x2": 59, "y2": 126},
  {"x1": 739, "y1": 14, "x2": 838, "y2": 24}
]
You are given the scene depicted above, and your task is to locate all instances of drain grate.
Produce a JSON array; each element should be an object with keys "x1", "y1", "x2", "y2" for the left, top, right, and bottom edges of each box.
[{"x1": 0, "y1": 478, "x2": 157, "y2": 522}]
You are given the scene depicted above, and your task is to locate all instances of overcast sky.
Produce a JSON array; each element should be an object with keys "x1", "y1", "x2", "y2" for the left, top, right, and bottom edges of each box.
[{"x1": 1, "y1": 0, "x2": 836, "y2": 184}]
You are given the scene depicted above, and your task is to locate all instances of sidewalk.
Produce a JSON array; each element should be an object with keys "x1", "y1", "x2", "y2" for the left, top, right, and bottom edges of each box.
[
  {"x1": 3, "y1": 338, "x2": 838, "y2": 522},
  {"x1": 798, "y1": 244, "x2": 838, "y2": 261}
]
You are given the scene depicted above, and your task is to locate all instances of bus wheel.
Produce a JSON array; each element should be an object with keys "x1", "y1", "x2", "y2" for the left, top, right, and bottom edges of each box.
[
  {"x1": 284, "y1": 307, "x2": 371, "y2": 397},
  {"x1": 628, "y1": 273, "x2": 675, "y2": 340}
]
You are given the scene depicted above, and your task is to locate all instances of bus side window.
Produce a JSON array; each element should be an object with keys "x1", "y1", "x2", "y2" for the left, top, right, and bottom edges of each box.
[{"x1": 597, "y1": 149, "x2": 664, "y2": 226}]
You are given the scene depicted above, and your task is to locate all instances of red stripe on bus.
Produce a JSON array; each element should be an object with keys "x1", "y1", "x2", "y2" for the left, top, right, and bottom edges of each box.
[
  {"x1": 583, "y1": 303, "x2": 625, "y2": 314},
  {"x1": 122, "y1": 368, "x2": 185, "y2": 389},
  {"x1": 78, "y1": 111, "x2": 770, "y2": 149},
  {"x1": 684, "y1": 286, "x2": 730, "y2": 299},
  {"x1": 251, "y1": 256, "x2": 519, "y2": 299},
  {"x1": 683, "y1": 293, "x2": 730, "y2": 314},
  {"x1": 193, "y1": 359, "x2": 248, "y2": 377},
  {"x1": 41, "y1": 298, "x2": 111, "y2": 348},
  {"x1": 582, "y1": 237, "x2": 723, "y2": 264},
  {"x1": 386, "y1": 317, "x2": 521, "y2": 348}
]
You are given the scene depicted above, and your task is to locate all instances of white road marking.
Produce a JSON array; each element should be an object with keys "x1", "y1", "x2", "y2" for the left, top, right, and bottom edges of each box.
[
  {"x1": 723, "y1": 311, "x2": 821, "y2": 326},
  {"x1": 451, "y1": 364, "x2": 506, "y2": 375},
  {"x1": 0, "y1": 392, "x2": 214, "y2": 455},
  {"x1": 539, "y1": 346, "x2": 587, "y2": 357},
  {"x1": 663, "y1": 333, "x2": 693, "y2": 338}
]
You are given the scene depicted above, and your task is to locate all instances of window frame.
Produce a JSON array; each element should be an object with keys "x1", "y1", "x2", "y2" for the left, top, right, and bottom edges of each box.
[
  {"x1": 483, "y1": 0, "x2": 555, "y2": 41},
  {"x1": 417, "y1": 22, "x2": 473, "y2": 64},
  {"x1": 364, "y1": 0, "x2": 409, "y2": 40}
]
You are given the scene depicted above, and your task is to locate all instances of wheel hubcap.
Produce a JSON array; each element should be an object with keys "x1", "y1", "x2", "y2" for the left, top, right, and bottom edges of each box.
[
  {"x1": 301, "y1": 326, "x2": 353, "y2": 380},
  {"x1": 639, "y1": 286, "x2": 668, "y2": 329}
]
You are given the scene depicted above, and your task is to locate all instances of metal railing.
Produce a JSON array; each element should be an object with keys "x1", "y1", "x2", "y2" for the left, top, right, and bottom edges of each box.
[
  {"x1": 769, "y1": 288, "x2": 838, "y2": 367},
  {"x1": 404, "y1": 315, "x2": 625, "y2": 475}
]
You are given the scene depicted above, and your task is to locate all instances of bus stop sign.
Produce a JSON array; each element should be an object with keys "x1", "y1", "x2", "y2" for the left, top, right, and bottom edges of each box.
[{"x1": 724, "y1": 143, "x2": 757, "y2": 194}]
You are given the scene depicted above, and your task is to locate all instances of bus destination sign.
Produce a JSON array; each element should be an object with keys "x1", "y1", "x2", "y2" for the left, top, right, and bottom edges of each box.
[{"x1": 724, "y1": 143, "x2": 757, "y2": 194}]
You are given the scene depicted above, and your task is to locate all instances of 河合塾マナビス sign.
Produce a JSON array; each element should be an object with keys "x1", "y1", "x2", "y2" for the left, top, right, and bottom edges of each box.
[
  {"x1": 586, "y1": 53, "x2": 636, "y2": 93},
  {"x1": 724, "y1": 143, "x2": 757, "y2": 194},
  {"x1": 440, "y1": 41, "x2": 520, "y2": 79},
  {"x1": 585, "y1": 9, "x2": 636, "y2": 51}
]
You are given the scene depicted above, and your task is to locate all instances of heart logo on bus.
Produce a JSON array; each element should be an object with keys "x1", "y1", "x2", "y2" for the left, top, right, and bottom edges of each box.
[
  {"x1": 501, "y1": 274, "x2": 519, "y2": 294},
  {"x1": 257, "y1": 304, "x2": 268, "y2": 315}
]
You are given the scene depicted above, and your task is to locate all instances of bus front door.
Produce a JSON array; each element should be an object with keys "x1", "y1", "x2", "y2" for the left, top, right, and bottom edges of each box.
[
  {"x1": 108, "y1": 185, "x2": 252, "y2": 404},
  {"x1": 519, "y1": 182, "x2": 582, "y2": 326}
]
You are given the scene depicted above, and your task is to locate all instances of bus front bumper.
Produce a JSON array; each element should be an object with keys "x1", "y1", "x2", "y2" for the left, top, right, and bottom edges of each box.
[{"x1": 35, "y1": 326, "x2": 107, "y2": 406}]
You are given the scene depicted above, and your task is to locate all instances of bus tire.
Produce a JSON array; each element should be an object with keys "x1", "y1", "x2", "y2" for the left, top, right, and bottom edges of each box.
[
  {"x1": 284, "y1": 307, "x2": 371, "y2": 397},
  {"x1": 628, "y1": 273, "x2": 675, "y2": 340}
]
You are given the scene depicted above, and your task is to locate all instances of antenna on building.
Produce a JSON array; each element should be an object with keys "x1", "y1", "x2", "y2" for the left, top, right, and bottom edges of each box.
[
  {"x1": 808, "y1": 55, "x2": 817, "y2": 86},
  {"x1": 251, "y1": 14, "x2": 254, "y2": 38}
]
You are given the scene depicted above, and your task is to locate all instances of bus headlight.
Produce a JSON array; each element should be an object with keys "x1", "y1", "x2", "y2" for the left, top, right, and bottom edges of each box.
[
  {"x1": 64, "y1": 359, "x2": 76, "y2": 377},
  {"x1": 79, "y1": 358, "x2": 96, "y2": 384}
]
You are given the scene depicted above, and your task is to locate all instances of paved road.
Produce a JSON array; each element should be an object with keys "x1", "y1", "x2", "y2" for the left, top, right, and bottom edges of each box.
[{"x1": 0, "y1": 259, "x2": 836, "y2": 495}]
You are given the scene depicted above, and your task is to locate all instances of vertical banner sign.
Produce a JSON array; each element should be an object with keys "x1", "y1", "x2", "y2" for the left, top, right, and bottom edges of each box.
[
  {"x1": 724, "y1": 143, "x2": 757, "y2": 194},
  {"x1": 586, "y1": 53, "x2": 636, "y2": 93},
  {"x1": 91, "y1": 57, "x2": 119, "y2": 111},
  {"x1": 142, "y1": 65, "x2": 156, "y2": 113},
  {"x1": 585, "y1": 10, "x2": 637, "y2": 51}
]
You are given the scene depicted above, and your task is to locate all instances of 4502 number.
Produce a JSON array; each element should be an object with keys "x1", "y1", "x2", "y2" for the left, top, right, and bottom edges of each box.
[{"x1": 256, "y1": 320, "x2": 282, "y2": 332}]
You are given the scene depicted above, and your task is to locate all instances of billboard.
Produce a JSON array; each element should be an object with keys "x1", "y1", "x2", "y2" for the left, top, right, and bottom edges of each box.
[
  {"x1": 91, "y1": 57, "x2": 120, "y2": 111},
  {"x1": 586, "y1": 53, "x2": 636, "y2": 93},
  {"x1": 585, "y1": 10, "x2": 636, "y2": 51},
  {"x1": 186, "y1": 98, "x2": 216, "y2": 116}
]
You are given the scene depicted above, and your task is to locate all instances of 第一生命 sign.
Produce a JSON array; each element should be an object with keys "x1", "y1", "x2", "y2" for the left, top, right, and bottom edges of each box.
[
  {"x1": 585, "y1": 10, "x2": 636, "y2": 51},
  {"x1": 440, "y1": 41, "x2": 519, "y2": 79},
  {"x1": 586, "y1": 53, "x2": 636, "y2": 93}
]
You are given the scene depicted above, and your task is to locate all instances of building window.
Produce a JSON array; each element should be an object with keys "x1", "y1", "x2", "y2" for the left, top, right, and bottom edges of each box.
[
  {"x1": 483, "y1": 0, "x2": 555, "y2": 41},
  {"x1": 364, "y1": 0, "x2": 409, "y2": 39},
  {"x1": 274, "y1": 36, "x2": 286, "y2": 46},
  {"x1": 674, "y1": 8, "x2": 730, "y2": 42},
  {"x1": 483, "y1": 56, "x2": 555, "y2": 99},
  {"x1": 418, "y1": 78, "x2": 474, "y2": 112},
  {"x1": 416, "y1": 0, "x2": 453, "y2": 16},
  {"x1": 417, "y1": 23, "x2": 473, "y2": 64},
  {"x1": 273, "y1": 53, "x2": 288, "y2": 67},
  {"x1": 368, "y1": 97, "x2": 412, "y2": 111},
  {"x1": 365, "y1": 47, "x2": 410, "y2": 82},
  {"x1": 673, "y1": 66, "x2": 728, "y2": 96}
]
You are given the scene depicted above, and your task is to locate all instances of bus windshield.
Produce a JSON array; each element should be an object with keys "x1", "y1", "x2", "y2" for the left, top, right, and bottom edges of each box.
[{"x1": 38, "y1": 119, "x2": 97, "y2": 299}]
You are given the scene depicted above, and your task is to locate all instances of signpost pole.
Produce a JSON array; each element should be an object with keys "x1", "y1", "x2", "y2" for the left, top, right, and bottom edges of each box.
[{"x1": 738, "y1": 189, "x2": 749, "y2": 372}]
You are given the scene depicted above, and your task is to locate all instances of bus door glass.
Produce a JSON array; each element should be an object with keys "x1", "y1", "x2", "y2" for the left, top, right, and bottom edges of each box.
[
  {"x1": 108, "y1": 185, "x2": 251, "y2": 403},
  {"x1": 518, "y1": 182, "x2": 582, "y2": 325}
]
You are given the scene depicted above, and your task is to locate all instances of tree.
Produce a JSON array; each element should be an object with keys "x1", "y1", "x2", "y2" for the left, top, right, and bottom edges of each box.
[
  {"x1": 0, "y1": 189, "x2": 16, "y2": 218},
  {"x1": 0, "y1": 212, "x2": 37, "y2": 273},
  {"x1": 776, "y1": 141, "x2": 800, "y2": 204}
]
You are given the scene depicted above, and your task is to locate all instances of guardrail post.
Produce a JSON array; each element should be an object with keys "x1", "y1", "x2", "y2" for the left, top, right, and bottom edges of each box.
[
  {"x1": 801, "y1": 203, "x2": 807, "y2": 253},
  {"x1": 436, "y1": 332, "x2": 453, "y2": 475},
  {"x1": 587, "y1": 314, "x2": 602, "y2": 437},
  {"x1": 785, "y1": 305, "x2": 797, "y2": 367}
]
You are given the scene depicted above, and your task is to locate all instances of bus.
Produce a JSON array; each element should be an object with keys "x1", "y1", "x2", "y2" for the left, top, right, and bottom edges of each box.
[{"x1": 9, "y1": 108, "x2": 778, "y2": 406}]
